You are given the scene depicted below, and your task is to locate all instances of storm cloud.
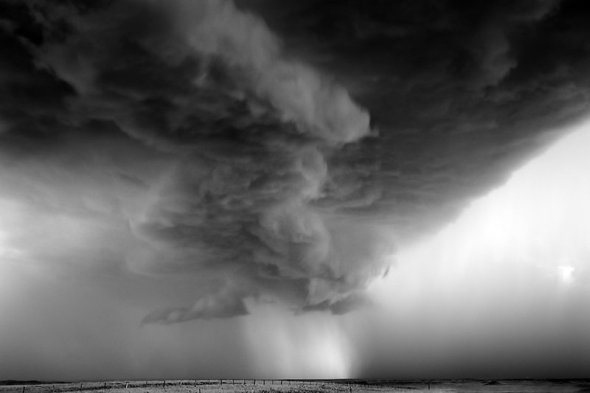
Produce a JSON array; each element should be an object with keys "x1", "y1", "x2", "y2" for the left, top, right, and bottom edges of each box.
[
  {"x1": 2, "y1": 0, "x2": 590, "y2": 329},
  {"x1": 0, "y1": 0, "x2": 381, "y2": 322}
]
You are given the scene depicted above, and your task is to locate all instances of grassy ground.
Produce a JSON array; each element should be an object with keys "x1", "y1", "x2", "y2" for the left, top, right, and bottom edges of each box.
[{"x1": 1, "y1": 379, "x2": 588, "y2": 393}]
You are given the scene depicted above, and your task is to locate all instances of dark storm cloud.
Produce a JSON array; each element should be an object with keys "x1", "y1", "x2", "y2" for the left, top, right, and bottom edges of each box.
[
  {"x1": 3, "y1": 0, "x2": 590, "y2": 324},
  {"x1": 0, "y1": 0, "x2": 379, "y2": 322},
  {"x1": 239, "y1": 0, "x2": 590, "y2": 238}
]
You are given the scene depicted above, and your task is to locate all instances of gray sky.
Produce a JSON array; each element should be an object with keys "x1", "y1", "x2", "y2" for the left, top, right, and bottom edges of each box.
[{"x1": 1, "y1": 0, "x2": 590, "y2": 380}]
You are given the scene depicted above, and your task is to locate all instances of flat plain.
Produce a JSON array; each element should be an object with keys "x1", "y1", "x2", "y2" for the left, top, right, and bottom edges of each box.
[{"x1": 2, "y1": 380, "x2": 590, "y2": 393}]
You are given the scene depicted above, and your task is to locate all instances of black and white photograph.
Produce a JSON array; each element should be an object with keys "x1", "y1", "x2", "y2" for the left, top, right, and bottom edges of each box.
[{"x1": 1, "y1": 0, "x2": 590, "y2": 392}]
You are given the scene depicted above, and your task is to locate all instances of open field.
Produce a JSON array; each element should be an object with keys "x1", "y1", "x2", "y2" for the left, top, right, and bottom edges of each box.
[{"x1": 1, "y1": 380, "x2": 590, "y2": 393}]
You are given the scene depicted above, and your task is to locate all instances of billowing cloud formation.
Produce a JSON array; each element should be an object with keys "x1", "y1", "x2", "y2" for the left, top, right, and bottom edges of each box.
[
  {"x1": 243, "y1": 0, "x2": 590, "y2": 237},
  {"x1": 0, "y1": 0, "x2": 379, "y2": 322},
  {"x1": 3, "y1": 0, "x2": 590, "y2": 326}
]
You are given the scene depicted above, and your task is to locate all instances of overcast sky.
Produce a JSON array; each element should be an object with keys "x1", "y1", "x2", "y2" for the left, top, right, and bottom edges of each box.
[{"x1": 1, "y1": 0, "x2": 590, "y2": 381}]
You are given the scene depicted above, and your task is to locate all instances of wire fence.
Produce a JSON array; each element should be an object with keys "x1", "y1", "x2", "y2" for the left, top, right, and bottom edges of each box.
[{"x1": 0, "y1": 380, "x2": 363, "y2": 393}]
